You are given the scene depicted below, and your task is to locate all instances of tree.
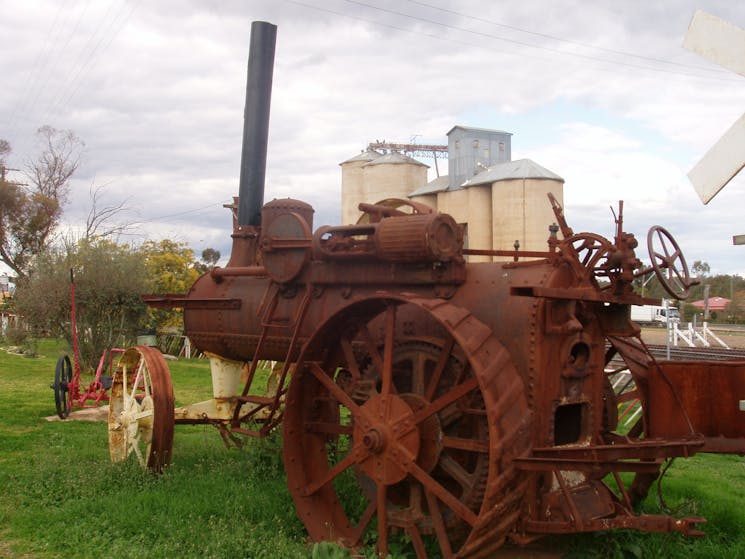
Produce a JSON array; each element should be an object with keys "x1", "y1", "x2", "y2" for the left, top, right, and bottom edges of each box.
[
  {"x1": 194, "y1": 247, "x2": 221, "y2": 274},
  {"x1": 726, "y1": 290, "x2": 745, "y2": 323},
  {"x1": 201, "y1": 248, "x2": 220, "y2": 267},
  {"x1": 691, "y1": 260, "x2": 711, "y2": 278},
  {"x1": 0, "y1": 127, "x2": 83, "y2": 278},
  {"x1": 14, "y1": 238, "x2": 147, "y2": 370},
  {"x1": 140, "y1": 239, "x2": 201, "y2": 331}
]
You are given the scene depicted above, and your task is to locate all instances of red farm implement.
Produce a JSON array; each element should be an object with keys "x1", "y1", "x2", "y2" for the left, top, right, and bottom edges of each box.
[{"x1": 50, "y1": 269, "x2": 124, "y2": 419}]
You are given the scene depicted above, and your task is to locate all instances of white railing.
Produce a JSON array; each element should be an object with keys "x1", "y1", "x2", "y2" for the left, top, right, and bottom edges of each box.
[{"x1": 672, "y1": 322, "x2": 730, "y2": 349}]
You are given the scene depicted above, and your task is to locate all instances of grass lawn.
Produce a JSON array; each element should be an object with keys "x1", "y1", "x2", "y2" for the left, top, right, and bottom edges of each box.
[{"x1": 0, "y1": 339, "x2": 743, "y2": 558}]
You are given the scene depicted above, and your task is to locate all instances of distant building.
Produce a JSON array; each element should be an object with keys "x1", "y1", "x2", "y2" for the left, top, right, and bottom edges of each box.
[
  {"x1": 340, "y1": 125, "x2": 564, "y2": 261},
  {"x1": 691, "y1": 297, "x2": 731, "y2": 312}
]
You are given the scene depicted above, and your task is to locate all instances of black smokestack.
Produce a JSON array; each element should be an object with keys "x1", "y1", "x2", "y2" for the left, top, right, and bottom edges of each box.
[{"x1": 237, "y1": 21, "x2": 277, "y2": 227}]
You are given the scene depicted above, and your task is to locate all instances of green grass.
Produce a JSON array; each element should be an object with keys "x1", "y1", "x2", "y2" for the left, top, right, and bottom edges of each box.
[
  {"x1": 0, "y1": 339, "x2": 307, "y2": 559},
  {"x1": 0, "y1": 339, "x2": 743, "y2": 558}
]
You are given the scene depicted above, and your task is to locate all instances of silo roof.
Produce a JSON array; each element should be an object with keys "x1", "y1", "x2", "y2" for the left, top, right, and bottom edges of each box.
[
  {"x1": 340, "y1": 148, "x2": 383, "y2": 165},
  {"x1": 457, "y1": 158, "x2": 564, "y2": 189},
  {"x1": 363, "y1": 151, "x2": 429, "y2": 168},
  {"x1": 409, "y1": 175, "x2": 449, "y2": 197}
]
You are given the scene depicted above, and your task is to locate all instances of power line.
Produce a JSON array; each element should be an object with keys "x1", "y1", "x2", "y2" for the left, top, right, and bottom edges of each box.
[
  {"x1": 284, "y1": 0, "x2": 741, "y2": 83},
  {"x1": 42, "y1": 0, "x2": 138, "y2": 128},
  {"x1": 133, "y1": 202, "x2": 228, "y2": 225},
  {"x1": 22, "y1": 1, "x2": 94, "y2": 131},
  {"x1": 342, "y1": 0, "x2": 741, "y2": 82},
  {"x1": 4, "y1": 0, "x2": 76, "y2": 136},
  {"x1": 404, "y1": 0, "x2": 730, "y2": 75},
  {"x1": 29, "y1": 0, "x2": 96, "y2": 125}
]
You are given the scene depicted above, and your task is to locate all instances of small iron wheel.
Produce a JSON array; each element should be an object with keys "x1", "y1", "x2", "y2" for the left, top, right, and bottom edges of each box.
[
  {"x1": 283, "y1": 297, "x2": 530, "y2": 558},
  {"x1": 52, "y1": 355, "x2": 72, "y2": 420},
  {"x1": 108, "y1": 346, "x2": 174, "y2": 472},
  {"x1": 603, "y1": 344, "x2": 657, "y2": 505}
]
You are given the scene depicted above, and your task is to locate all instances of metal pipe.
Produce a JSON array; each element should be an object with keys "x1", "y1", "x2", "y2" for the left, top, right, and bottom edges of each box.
[
  {"x1": 211, "y1": 266, "x2": 267, "y2": 279},
  {"x1": 237, "y1": 21, "x2": 277, "y2": 227}
]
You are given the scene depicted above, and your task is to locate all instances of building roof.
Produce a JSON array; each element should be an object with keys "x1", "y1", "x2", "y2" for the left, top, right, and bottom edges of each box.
[
  {"x1": 455, "y1": 158, "x2": 564, "y2": 189},
  {"x1": 363, "y1": 151, "x2": 428, "y2": 168},
  {"x1": 446, "y1": 125, "x2": 512, "y2": 137},
  {"x1": 339, "y1": 148, "x2": 383, "y2": 165},
  {"x1": 691, "y1": 296, "x2": 731, "y2": 310},
  {"x1": 409, "y1": 175, "x2": 449, "y2": 197}
]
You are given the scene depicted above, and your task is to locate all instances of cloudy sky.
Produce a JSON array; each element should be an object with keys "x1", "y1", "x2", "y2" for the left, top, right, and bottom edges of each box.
[{"x1": 1, "y1": 0, "x2": 745, "y2": 277}]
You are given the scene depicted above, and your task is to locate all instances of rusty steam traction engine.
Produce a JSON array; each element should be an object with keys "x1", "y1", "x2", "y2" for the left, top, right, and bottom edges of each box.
[{"x1": 107, "y1": 22, "x2": 745, "y2": 558}]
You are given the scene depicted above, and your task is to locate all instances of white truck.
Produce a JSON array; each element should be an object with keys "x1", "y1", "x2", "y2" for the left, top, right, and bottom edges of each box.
[{"x1": 630, "y1": 304, "x2": 680, "y2": 327}]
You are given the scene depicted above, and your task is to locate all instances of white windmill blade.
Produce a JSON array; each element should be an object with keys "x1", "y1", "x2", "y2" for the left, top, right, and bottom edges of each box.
[
  {"x1": 683, "y1": 10, "x2": 745, "y2": 77},
  {"x1": 687, "y1": 113, "x2": 745, "y2": 204},
  {"x1": 683, "y1": 10, "x2": 745, "y2": 204}
]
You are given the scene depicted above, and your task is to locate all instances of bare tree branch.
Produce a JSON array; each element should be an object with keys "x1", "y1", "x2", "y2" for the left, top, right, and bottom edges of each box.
[{"x1": 84, "y1": 181, "x2": 135, "y2": 240}]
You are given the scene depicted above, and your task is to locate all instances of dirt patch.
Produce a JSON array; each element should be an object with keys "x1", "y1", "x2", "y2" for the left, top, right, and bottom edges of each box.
[{"x1": 44, "y1": 405, "x2": 108, "y2": 422}]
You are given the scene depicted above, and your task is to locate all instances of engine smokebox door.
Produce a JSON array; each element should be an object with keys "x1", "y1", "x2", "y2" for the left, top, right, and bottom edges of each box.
[{"x1": 648, "y1": 360, "x2": 745, "y2": 453}]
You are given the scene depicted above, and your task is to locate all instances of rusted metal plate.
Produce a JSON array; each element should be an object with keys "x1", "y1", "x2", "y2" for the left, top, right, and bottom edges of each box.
[{"x1": 649, "y1": 360, "x2": 745, "y2": 453}]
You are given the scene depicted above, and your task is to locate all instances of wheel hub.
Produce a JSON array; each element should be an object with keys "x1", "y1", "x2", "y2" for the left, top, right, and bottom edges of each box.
[
  {"x1": 362, "y1": 427, "x2": 385, "y2": 453},
  {"x1": 354, "y1": 394, "x2": 420, "y2": 485}
]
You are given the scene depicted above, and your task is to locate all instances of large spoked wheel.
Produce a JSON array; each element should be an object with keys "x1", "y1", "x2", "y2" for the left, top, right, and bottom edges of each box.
[
  {"x1": 565, "y1": 232, "x2": 614, "y2": 285},
  {"x1": 53, "y1": 355, "x2": 72, "y2": 419},
  {"x1": 108, "y1": 346, "x2": 175, "y2": 473},
  {"x1": 647, "y1": 226, "x2": 695, "y2": 300},
  {"x1": 283, "y1": 297, "x2": 530, "y2": 558}
]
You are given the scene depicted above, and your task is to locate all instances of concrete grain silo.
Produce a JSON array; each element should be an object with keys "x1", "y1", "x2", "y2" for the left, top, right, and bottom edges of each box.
[
  {"x1": 462, "y1": 159, "x2": 564, "y2": 256},
  {"x1": 362, "y1": 152, "x2": 428, "y2": 211},
  {"x1": 408, "y1": 175, "x2": 447, "y2": 210},
  {"x1": 340, "y1": 126, "x2": 563, "y2": 262},
  {"x1": 339, "y1": 149, "x2": 382, "y2": 225}
]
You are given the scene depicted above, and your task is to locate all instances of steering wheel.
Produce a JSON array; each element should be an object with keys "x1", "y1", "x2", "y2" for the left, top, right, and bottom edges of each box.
[{"x1": 646, "y1": 226, "x2": 696, "y2": 300}]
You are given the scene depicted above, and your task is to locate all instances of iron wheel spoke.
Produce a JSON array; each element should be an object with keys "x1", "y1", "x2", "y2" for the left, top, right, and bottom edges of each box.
[
  {"x1": 381, "y1": 305, "x2": 396, "y2": 397},
  {"x1": 413, "y1": 376, "x2": 478, "y2": 425},
  {"x1": 405, "y1": 456, "x2": 478, "y2": 527},
  {"x1": 339, "y1": 336, "x2": 362, "y2": 381},
  {"x1": 359, "y1": 324, "x2": 384, "y2": 377},
  {"x1": 425, "y1": 490, "x2": 454, "y2": 559},
  {"x1": 438, "y1": 453, "x2": 474, "y2": 490},
  {"x1": 301, "y1": 444, "x2": 367, "y2": 496},
  {"x1": 308, "y1": 362, "x2": 362, "y2": 416},
  {"x1": 349, "y1": 498, "x2": 378, "y2": 546},
  {"x1": 425, "y1": 336, "x2": 455, "y2": 401},
  {"x1": 407, "y1": 523, "x2": 427, "y2": 559}
]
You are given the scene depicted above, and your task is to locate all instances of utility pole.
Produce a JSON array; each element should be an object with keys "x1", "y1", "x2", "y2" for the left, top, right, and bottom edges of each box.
[
  {"x1": 0, "y1": 166, "x2": 28, "y2": 190},
  {"x1": 0, "y1": 165, "x2": 23, "y2": 184}
]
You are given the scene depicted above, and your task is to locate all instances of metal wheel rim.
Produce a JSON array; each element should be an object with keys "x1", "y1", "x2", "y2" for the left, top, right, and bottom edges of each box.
[
  {"x1": 53, "y1": 355, "x2": 72, "y2": 419},
  {"x1": 283, "y1": 296, "x2": 530, "y2": 558},
  {"x1": 108, "y1": 346, "x2": 174, "y2": 472}
]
